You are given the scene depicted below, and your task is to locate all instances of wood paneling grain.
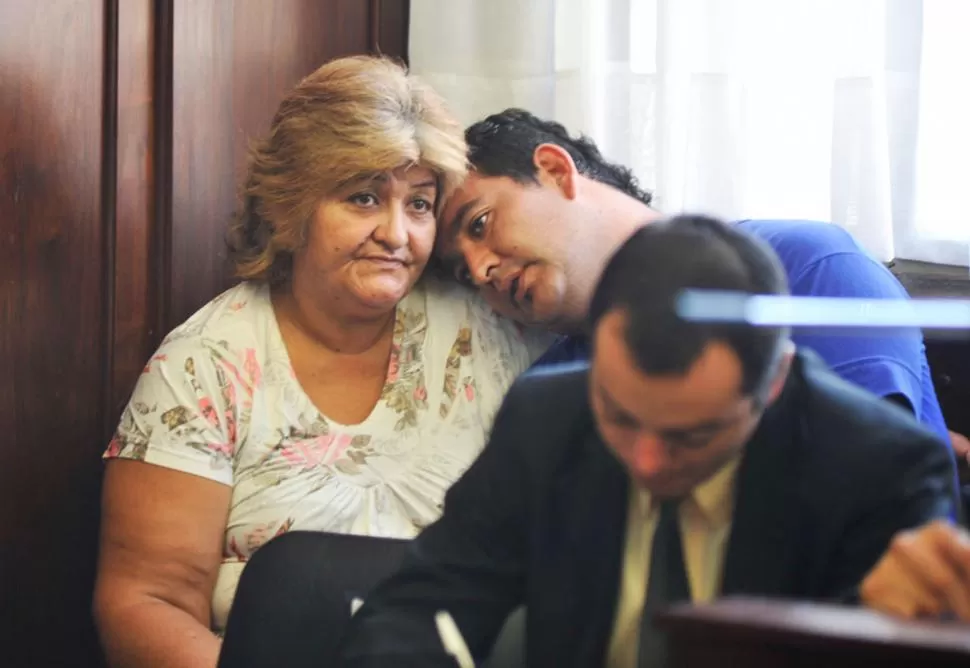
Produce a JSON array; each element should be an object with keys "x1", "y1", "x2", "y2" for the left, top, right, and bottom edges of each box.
[
  {"x1": 0, "y1": 2, "x2": 109, "y2": 665},
  {"x1": 377, "y1": 0, "x2": 411, "y2": 63},
  {"x1": 112, "y1": 0, "x2": 158, "y2": 418}
]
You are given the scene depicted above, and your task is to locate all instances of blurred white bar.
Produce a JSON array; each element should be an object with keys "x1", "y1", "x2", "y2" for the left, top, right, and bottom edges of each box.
[{"x1": 676, "y1": 290, "x2": 970, "y2": 329}]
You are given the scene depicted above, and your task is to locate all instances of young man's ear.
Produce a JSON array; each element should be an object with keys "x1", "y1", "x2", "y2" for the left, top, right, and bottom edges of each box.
[
  {"x1": 533, "y1": 143, "x2": 579, "y2": 199},
  {"x1": 764, "y1": 342, "x2": 795, "y2": 407}
]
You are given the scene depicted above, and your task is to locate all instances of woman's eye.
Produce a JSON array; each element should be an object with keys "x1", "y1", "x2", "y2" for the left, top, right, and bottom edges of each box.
[
  {"x1": 349, "y1": 193, "x2": 379, "y2": 207},
  {"x1": 468, "y1": 213, "x2": 487, "y2": 239},
  {"x1": 411, "y1": 197, "x2": 433, "y2": 213}
]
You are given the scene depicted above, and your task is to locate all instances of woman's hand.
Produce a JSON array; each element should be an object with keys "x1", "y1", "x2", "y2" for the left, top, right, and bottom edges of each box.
[{"x1": 94, "y1": 459, "x2": 232, "y2": 668}]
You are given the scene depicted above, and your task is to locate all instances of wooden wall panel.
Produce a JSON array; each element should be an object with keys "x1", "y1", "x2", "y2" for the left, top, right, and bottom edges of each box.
[
  {"x1": 0, "y1": 1, "x2": 410, "y2": 665},
  {"x1": 376, "y1": 0, "x2": 412, "y2": 61},
  {"x1": 0, "y1": 2, "x2": 109, "y2": 666},
  {"x1": 112, "y1": 0, "x2": 157, "y2": 419}
]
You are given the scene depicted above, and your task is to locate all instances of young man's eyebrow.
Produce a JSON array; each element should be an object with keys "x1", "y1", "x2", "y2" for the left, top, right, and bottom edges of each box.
[
  {"x1": 445, "y1": 198, "x2": 480, "y2": 244},
  {"x1": 598, "y1": 384, "x2": 634, "y2": 419},
  {"x1": 659, "y1": 418, "x2": 729, "y2": 438}
]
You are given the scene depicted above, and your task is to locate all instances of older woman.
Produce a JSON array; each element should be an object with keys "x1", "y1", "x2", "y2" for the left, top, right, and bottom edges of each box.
[{"x1": 93, "y1": 56, "x2": 549, "y2": 668}]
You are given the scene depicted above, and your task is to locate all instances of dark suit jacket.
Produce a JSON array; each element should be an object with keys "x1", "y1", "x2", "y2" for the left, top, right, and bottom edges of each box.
[{"x1": 338, "y1": 351, "x2": 956, "y2": 667}]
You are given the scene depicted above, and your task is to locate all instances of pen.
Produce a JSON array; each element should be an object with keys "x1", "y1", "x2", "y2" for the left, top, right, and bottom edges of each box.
[{"x1": 435, "y1": 610, "x2": 476, "y2": 668}]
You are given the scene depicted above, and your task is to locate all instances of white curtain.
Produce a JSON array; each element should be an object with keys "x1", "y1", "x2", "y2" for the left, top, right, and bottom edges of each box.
[{"x1": 409, "y1": 0, "x2": 969, "y2": 266}]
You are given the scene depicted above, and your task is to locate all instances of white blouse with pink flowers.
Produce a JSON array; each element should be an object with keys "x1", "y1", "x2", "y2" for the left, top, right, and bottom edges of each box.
[{"x1": 104, "y1": 276, "x2": 550, "y2": 631}]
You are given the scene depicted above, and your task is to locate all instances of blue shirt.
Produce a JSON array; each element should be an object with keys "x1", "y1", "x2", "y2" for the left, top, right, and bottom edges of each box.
[{"x1": 534, "y1": 219, "x2": 952, "y2": 448}]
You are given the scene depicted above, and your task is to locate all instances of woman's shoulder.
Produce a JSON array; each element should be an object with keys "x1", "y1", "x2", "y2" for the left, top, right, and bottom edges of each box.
[
  {"x1": 138, "y1": 282, "x2": 278, "y2": 387},
  {"x1": 412, "y1": 274, "x2": 505, "y2": 318},
  {"x1": 413, "y1": 275, "x2": 555, "y2": 366},
  {"x1": 161, "y1": 282, "x2": 270, "y2": 349},
  {"x1": 412, "y1": 273, "x2": 476, "y2": 302},
  {"x1": 412, "y1": 274, "x2": 503, "y2": 331}
]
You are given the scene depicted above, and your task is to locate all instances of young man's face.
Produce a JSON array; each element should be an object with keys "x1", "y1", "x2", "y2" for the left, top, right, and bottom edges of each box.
[{"x1": 435, "y1": 151, "x2": 600, "y2": 333}]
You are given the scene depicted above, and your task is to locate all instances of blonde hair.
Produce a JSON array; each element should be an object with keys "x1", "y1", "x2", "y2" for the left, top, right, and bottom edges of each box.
[{"x1": 228, "y1": 55, "x2": 467, "y2": 285}]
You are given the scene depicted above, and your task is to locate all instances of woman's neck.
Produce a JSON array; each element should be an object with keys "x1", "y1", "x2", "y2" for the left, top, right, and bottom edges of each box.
[{"x1": 271, "y1": 285, "x2": 396, "y2": 356}]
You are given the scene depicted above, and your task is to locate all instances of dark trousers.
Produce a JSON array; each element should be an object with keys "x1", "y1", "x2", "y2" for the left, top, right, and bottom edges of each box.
[{"x1": 217, "y1": 531, "x2": 526, "y2": 668}]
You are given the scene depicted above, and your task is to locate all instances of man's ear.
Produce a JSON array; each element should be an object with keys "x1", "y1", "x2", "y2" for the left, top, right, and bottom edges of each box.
[
  {"x1": 533, "y1": 143, "x2": 579, "y2": 200},
  {"x1": 764, "y1": 342, "x2": 795, "y2": 407}
]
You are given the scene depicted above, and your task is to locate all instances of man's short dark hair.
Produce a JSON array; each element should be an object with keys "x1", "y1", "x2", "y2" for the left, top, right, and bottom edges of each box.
[
  {"x1": 465, "y1": 108, "x2": 654, "y2": 206},
  {"x1": 589, "y1": 215, "x2": 791, "y2": 397}
]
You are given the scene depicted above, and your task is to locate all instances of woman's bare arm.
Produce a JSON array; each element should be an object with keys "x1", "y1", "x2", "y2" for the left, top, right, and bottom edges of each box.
[{"x1": 94, "y1": 459, "x2": 232, "y2": 668}]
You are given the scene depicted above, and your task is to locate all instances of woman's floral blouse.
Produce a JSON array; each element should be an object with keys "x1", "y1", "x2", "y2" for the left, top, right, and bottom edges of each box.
[{"x1": 104, "y1": 277, "x2": 551, "y2": 630}]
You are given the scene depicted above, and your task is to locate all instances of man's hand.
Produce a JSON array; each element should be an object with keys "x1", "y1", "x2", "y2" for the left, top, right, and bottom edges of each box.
[
  {"x1": 860, "y1": 520, "x2": 970, "y2": 622},
  {"x1": 951, "y1": 431, "x2": 970, "y2": 485}
]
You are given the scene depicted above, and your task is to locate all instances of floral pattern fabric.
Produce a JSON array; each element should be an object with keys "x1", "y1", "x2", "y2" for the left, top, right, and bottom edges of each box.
[{"x1": 104, "y1": 277, "x2": 551, "y2": 630}]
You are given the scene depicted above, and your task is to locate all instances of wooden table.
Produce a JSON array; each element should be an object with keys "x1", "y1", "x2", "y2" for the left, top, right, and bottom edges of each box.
[{"x1": 655, "y1": 597, "x2": 970, "y2": 667}]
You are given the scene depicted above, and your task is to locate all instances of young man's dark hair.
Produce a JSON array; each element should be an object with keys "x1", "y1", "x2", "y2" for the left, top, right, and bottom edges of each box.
[
  {"x1": 589, "y1": 214, "x2": 790, "y2": 397},
  {"x1": 466, "y1": 107, "x2": 654, "y2": 206}
]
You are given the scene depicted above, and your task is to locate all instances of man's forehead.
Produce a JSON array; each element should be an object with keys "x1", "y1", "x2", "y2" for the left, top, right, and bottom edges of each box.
[
  {"x1": 442, "y1": 174, "x2": 490, "y2": 212},
  {"x1": 440, "y1": 188, "x2": 477, "y2": 223},
  {"x1": 594, "y1": 316, "x2": 746, "y2": 415},
  {"x1": 444, "y1": 172, "x2": 523, "y2": 205}
]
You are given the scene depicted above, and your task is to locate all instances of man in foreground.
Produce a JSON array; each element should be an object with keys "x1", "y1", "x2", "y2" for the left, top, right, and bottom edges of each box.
[{"x1": 339, "y1": 216, "x2": 956, "y2": 667}]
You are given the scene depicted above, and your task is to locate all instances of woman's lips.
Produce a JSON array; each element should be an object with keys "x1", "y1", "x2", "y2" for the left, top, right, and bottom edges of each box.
[{"x1": 360, "y1": 255, "x2": 407, "y2": 267}]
